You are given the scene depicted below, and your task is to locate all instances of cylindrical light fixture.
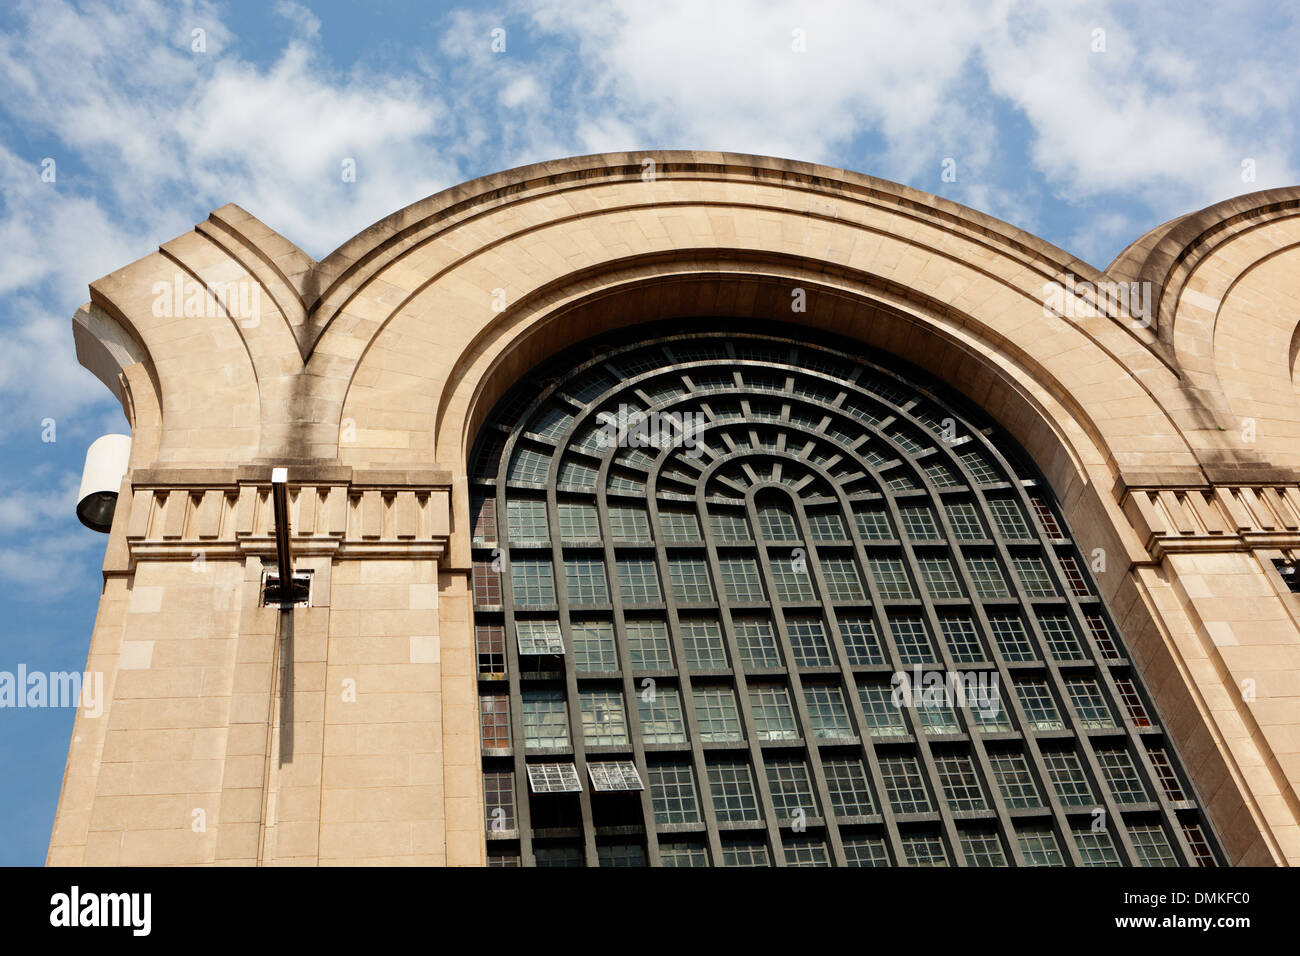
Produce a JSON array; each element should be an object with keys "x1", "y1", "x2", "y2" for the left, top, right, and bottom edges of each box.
[{"x1": 76, "y1": 434, "x2": 132, "y2": 532}]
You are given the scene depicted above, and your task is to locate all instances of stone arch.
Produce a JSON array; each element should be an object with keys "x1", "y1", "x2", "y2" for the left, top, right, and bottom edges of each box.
[{"x1": 65, "y1": 151, "x2": 1300, "y2": 866}]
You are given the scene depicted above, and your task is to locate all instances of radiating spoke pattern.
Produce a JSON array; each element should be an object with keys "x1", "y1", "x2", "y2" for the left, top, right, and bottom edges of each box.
[{"x1": 468, "y1": 324, "x2": 1221, "y2": 867}]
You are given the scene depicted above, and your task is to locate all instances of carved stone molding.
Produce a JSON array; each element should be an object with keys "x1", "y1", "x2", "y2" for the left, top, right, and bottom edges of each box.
[
  {"x1": 1121, "y1": 483, "x2": 1300, "y2": 558},
  {"x1": 123, "y1": 470, "x2": 452, "y2": 562}
]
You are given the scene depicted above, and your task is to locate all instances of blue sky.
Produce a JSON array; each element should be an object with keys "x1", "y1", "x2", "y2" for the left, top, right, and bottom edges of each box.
[{"x1": 0, "y1": 0, "x2": 1296, "y2": 866}]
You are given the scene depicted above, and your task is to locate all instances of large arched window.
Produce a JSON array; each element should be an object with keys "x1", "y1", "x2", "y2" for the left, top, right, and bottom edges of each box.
[{"x1": 468, "y1": 321, "x2": 1221, "y2": 867}]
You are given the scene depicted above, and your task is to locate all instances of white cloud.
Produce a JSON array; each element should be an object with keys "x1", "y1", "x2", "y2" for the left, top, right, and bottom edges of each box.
[
  {"x1": 980, "y1": 2, "x2": 1298, "y2": 207},
  {"x1": 0, "y1": 0, "x2": 468, "y2": 442},
  {"x1": 274, "y1": 0, "x2": 322, "y2": 39},
  {"x1": 0, "y1": 0, "x2": 1294, "y2": 447},
  {"x1": 0, "y1": 471, "x2": 98, "y2": 600},
  {"x1": 525, "y1": 0, "x2": 993, "y2": 171},
  {"x1": 0, "y1": 530, "x2": 99, "y2": 598},
  {"x1": 0, "y1": 472, "x2": 80, "y2": 532},
  {"x1": 520, "y1": 0, "x2": 1298, "y2": 220}
]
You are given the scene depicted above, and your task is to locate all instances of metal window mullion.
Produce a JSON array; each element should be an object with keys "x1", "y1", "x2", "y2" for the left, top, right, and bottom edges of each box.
[
  {"x1": 667, "y1": 487, "x2": 742, "y2": 866},
  {"x1": 634, "y1": 423, "x2": 725, "y2": 865},
  {"x1": 788, "y1": 489, "x2": 881, "y2": 867},
  {"x1": 1010, "y1": 479, "x2": 1204, "y2": 865},
  {"x1": 675, "y1": 417, "x2": 751, "y2": 865},
  {"x1": 1086, "y1": 647, "x2": 1202, "y2": 865},
  {"x1": 961, "y1": 485, "x2": 1094, "y2": 864},
  {"x1": 543, "y1": 471, "x2": 598, "y2": 867},
  {"x1": 877, "y1": 481, "x2": 970, "y2": 864},
  {"x1": 494, "y1": 477, "x2": 537, "y2": 866},
  {"x1": 751, "y1": 487, "x2": 844, "y2": 866},
  {"x1": 596, "y1": 469, "x2": 660, "y2": 866},
  {"x1": 1072, "y1": 732, "x2": 1147, "y2": 866},
  {"x1": 693, "y1": 468, "x2": 782, "y2": 863},
  {"x1": 711, "y1": 490, "x2": 785, "y2": 864},
  {"x1": 824, "y1": 476, "x2": 913, "y2": 863},
  {"x1": 958, "y1": 435, "x2": 1164, "y2": 866},
  {"x1": 920, "y1": 484, "x2": 1030, "y2": 865}
]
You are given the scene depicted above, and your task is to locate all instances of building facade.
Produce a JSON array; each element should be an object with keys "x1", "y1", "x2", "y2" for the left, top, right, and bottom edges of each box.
[{"x1": 49, "y1": 151, "x2": 1300, "y2": 866}]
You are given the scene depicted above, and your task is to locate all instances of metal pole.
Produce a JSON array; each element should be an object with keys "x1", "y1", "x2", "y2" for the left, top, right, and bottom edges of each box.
[{"x1": 271, "y1": 467, "x2": 292, "y2": 604}]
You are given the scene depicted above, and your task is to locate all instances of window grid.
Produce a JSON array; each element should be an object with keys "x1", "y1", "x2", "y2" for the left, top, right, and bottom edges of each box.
[
  {"x1": 987, "y1": 497, "x2": 1030, "y2": 538},
  {"x1": 858, "y1": 681, "x2": 908, "y2": 737},
  {"x1": 648, "y1": 763, "x2": 700, "y2": 824},
  {"x1": 934, "y1": 753, "x2": 988, "y2": 811},
  {"x1": 469, "y1": 329, "x2": 1218, "y2": 866},
  {"x1": 626, "y1": 619, "x2": 674, "y2": 670},
  {"x1": 786, "y1": 616, "x2": 835, "y2": 667},
  {"x1": 693, "y1": 686, "x2": 744, "y2": 742},
  {"x1": 570, "y1": 621, "x2": 616, "y2": 671},
  {"x1": 989, "y1": 751, "x2": 1043, "y2": 809},
  {"x1": 1072, "y1": 823, "x2": 1121, "y2": 866},
  {"x1": 1145, "y1": 743, "x2": 1187, "y2": 802},
  {"x1": 1014, "y1": 679, "x2": 1066, "y2": 731},
  {"x1": 483, "y1": 771, "x2": 516, "y2": 832},
  {"x1": 1096, "y1": 748, "x2": 1150, "y2": 805},
  {"x1": 748, "y1": 682, "x2": 801, "y2": 741},
  {"x1": 1114, "y1": 675, "x2": 1154, "y2": 728},
  {"x1": 1129, "y1": 824, "x2": 1179, "y2": 867},
  {"x1": 470, "y1": 495, "x2": 497, "y2": 542},
  {"x1": 507, "y1": 498, "x2": 549, "y2": 542},
  {"x1": 960, "y1": 828, "x2": 1007, "y2": 866},
  {"x1": 938, "y1": 614, "x2": 986, "y2": 663},
  {"x1": 708, "y1": 761, "x2": 761, "y2": 823},
  {"x1": 1038, "y1": 614, "x2": 1084, "y2": 661},
  {"x1": 880, "y1": 755, "x2": 932, "y2": 814},
  {"x1": 579, "y1": 689, "x2": 629, "y2": 746},
  {"x1": 1041, "y1": 749, "x2": 1096, "y2": 807},
  {"x1": 945, "y1": 501, "x2": 986, "y2": 539},
  {"x1": 476, "y1": 624, "x2": 506, "y2": 676},
  {"x1": 899, "y1": 504, "x2": 941, "y2": 540},
  {"x1": 890, "y1": 614, "x2": 938, "y2": 665},
  {"x1": 718, "y1": 555, "x2": 766, "y2": 602},
  {"x1": 521, "y1": 689, "x2": 569, "y2": 750},
  {"x1": 668, "y1": 556, "x2": 714, "y2": 604},
  {"x1": 838, "y1": 613, "x2": 886, "y2": 665},
  {"x1": 511, "y1": 557, "x2": 556, "y2": 606},
  {"x1": 900, "y1": 831, "x2": 948, "y2": 866},
  {"x1": 917, "y1": 554, "x2": 964, "y2": 599},
  {"x1": 988, "y1": 613, "x2": 1034, "y2": 661},
  {"x1": 479, "y1": 694, "x2": 510, "y2": 750},
  {"x1": 638, "y1": 686, "x2": 687, "y2": 744},
  {"x1": 558, "y1": 500, "x2": 600, "y2": 539},
  {"x1": 842, "y1": 835, "x2": 890, "y2": 866},
  {"x1": 765, "y1": 758, "x2": 821, "y2": 819},
  {"x1": 734, "y1": 615, "x2": 783, "y2": 668},
  {"x1": 803, "y1": 684, "x2": 855, "y2": 739},
  {"x1": 1064, "y1": 676, "x2": 1117, "y2": 729},
  {"x1": 616, "y1": 558, "x2": 662, "y2": 603},
  {"x1": 564, "y1": 557, "x2": 610, "y2": 605},
  {"x1": 680, "y1": 618, "x2": 729, "y2": 669},
  {"x1": 823, "y1": 759, "x2": 875, "y2": 816},
  {"x1": 1017, "y1": 824, "x2": 1066, "y2": 867}
]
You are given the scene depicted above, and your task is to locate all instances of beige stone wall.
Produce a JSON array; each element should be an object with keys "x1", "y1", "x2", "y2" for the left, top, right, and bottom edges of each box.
[{"x1": 52, "y1": 151, "x2": 1300, "y2": 865}]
